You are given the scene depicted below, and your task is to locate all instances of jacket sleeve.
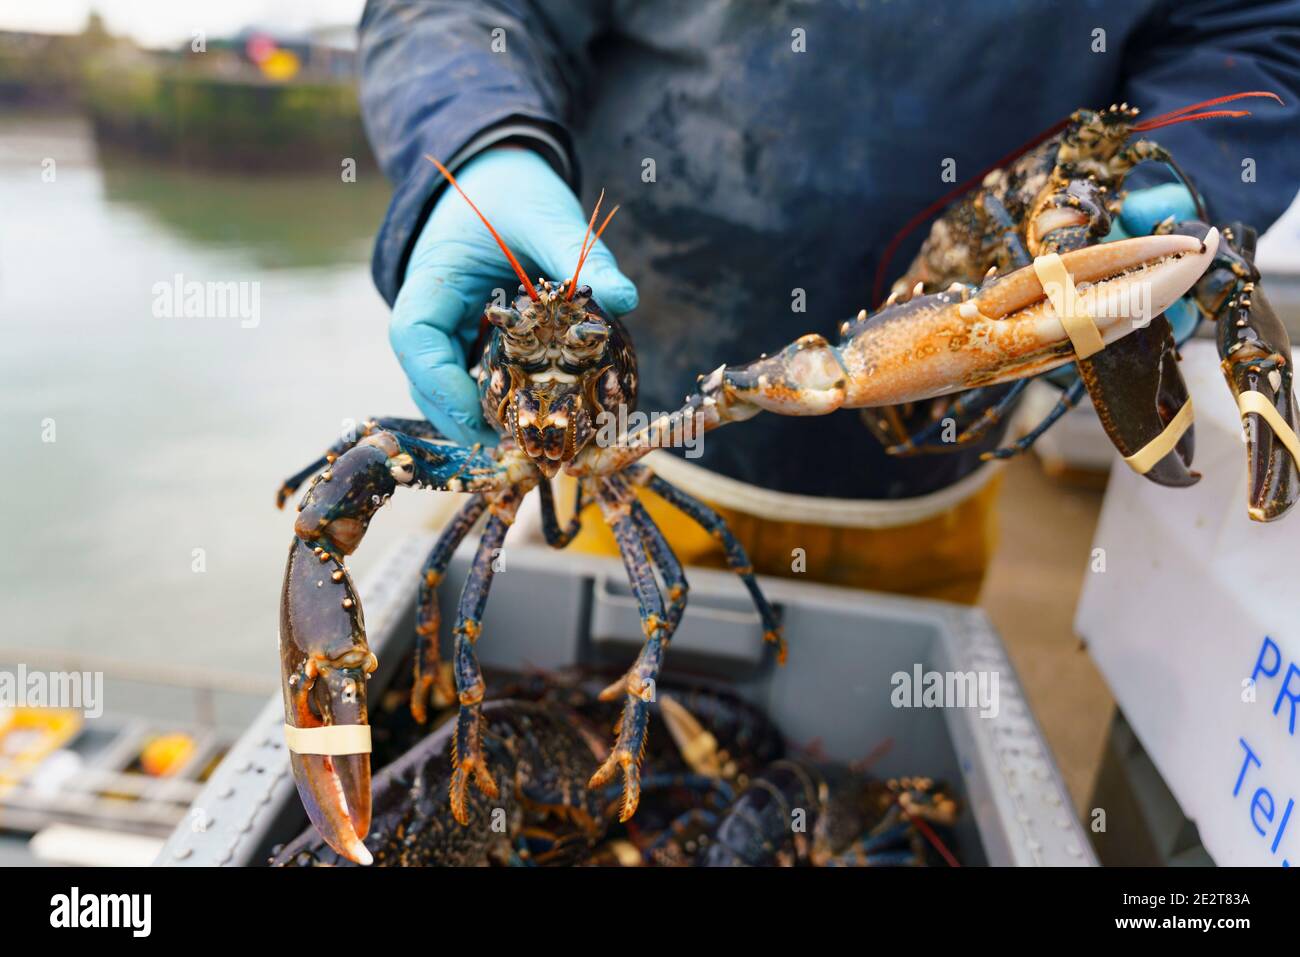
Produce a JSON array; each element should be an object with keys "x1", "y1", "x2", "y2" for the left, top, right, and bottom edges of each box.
[
  {"x1": 1119, "y1": 0, "x2": 1300, "y2": 230},
  {"x1": 358, "y1": 0, "x2": 609, "y2": 305}
]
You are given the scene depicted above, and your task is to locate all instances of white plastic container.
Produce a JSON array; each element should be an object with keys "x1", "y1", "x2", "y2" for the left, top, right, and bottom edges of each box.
[{"x1": 159, "y1": 537, "x2": 1092, "y2": 866}]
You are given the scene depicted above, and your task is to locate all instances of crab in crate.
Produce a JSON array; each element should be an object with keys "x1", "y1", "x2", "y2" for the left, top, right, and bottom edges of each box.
[
  {"x1": 275, "y1": 148, "x2": 1221, "y2": 864},
  {"x1": 862, "y1": 92, "x2": 1298, "y2": 522}
]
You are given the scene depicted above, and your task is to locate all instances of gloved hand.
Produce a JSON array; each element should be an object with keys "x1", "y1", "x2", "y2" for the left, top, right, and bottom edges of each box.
[
  {"x1": 390, "y1": 147, "x2": 639, "y2": 446},
  {"x1": 1104, "y1": 182, "x2": 1201, "y2": 341}
]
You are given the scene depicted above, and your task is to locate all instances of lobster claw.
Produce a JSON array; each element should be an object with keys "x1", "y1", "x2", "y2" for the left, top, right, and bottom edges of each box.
[
  {"x1": 1227, "y1": 284, "x2": 1300, "y2": 521},
  {"x1": 278, "y1": 443, "x2": 397, "y2": 865},
  {"x1": 1209, "y1": 223, "x2": 1300, "y2": 521},
  {"x1": 1077, "y1": 313, "x2": 1199, "y2": 487},
  {"x1": 281, "y1": 537, "x2": 377, "y2": 865},
  {"x1": 719, "y1": 333, "x2": 848, "y2": 415},
  {"x1": 1066, "y1": 227, "x2": 1230, "y2": 488}
]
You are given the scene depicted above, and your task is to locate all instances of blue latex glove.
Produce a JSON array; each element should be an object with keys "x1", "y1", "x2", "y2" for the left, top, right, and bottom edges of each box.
[
  {"x1": 390, "y1": 148, "x2": 639, "y2": 446},
  {"x1": 1104, "y1": 182, "x2": 1201, "y2": 342}
]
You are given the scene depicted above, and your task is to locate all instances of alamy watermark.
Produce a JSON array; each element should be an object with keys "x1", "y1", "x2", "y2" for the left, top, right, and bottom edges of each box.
[
  {"x1": 1, "y1": 665, "x2": 103, "y2": 718},
  {"x1": 1041, "y1": 277, "x2": 1154, "y2": 330},
  {"x1": 152, "y1": 273, "x2": 260, "y2": 328},
  {"x1": 891, "y1": 664, "x2": 999, "y2": 719},
  {"x1": 594, "y1": 404, "x2": 704, "y2": 458},
  {"x1": 50, "y1": 887, "x2": 150, "y2": 937}
]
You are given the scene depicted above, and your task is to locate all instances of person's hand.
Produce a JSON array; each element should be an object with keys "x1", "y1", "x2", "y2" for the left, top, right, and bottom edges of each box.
[
  {"x1": 390, "y1": 148, "x2": 639, "y2": 446},
  {"x1": 1105, "y1": 182, "x2": 1201, "y2": 340}
]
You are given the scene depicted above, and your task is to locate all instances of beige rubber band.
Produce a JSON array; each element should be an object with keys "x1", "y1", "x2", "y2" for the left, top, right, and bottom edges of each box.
[
  {"x1": 1122, "y1": 399, "x2": 1195, "y2": 474},
  {"x1": 1237, "y1": 391, "x2": 1300, "y2": 467},
  {"x1": 1033, "y1": 253, "x2": 1106, "y2": 360},
  {"x1": 284, "y1": 723, "x2": 372, "y2": 756}
]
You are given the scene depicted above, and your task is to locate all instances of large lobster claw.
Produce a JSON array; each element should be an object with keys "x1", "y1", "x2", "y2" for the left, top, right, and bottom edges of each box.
[
  {"x1": 1076, "y1": 313, "x2": 1199, "y2": 487},
  {"x1": 279, "y1": 443, "x2": 395, "y2": 865},
  {"x1": 712, "y1": 232, "x2": 1219, "y2": 420},
  {"x1": 281, "y1": 538, "x2": 376, "y2": 865},
  {"x1": 1206, "y1": 223, "x2": 1300, "y2": 521},
  {"x1": 1068, "y1": 225, "x2": 1228, "y2": 489}
]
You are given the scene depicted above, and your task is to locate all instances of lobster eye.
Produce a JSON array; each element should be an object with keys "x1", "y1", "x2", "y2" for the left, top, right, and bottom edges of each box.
[
  {"x1": 577, "y1": 284, "x2": 592, "y2": 300},
  {"x1": 485, "y1": 305, "x2": 517, "y2": 329},
  {"x1": 564, "y1": 319, "x2": 609, "y2": 349},
  {"x1": 486, "y1": 304, "x2": 539, "y2": 336}
]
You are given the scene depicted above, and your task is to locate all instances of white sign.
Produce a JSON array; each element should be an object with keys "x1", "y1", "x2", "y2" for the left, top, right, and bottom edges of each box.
[{"x1": 1077, "y1": 341, "x2": 1300, "y2": 866}]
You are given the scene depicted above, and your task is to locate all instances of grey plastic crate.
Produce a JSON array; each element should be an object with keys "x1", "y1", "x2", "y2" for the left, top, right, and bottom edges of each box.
[{"x1": 157, "y1": 534, "x2": 1096, "y2": 866}]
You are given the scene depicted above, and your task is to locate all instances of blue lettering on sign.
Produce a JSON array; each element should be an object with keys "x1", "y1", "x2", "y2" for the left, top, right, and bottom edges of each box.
[
  {"x1": 1248, "y1": 636, "x2": 1300, "y2": 736},
  {"x1": 1235, "y1": 634, "x2": 1300, "y2": 866},
  {"x1": 1252, "y1": 786, "x2": 1275, "y2": 837},
  {"x1": 1276, "y1": 664, "x2": 1300, "y2": 735},
  {"x1": 1227, "y1": 639, "x2": 1300, "y2": 863},
  {"x1": 1274, "y1": 799, "x2": 1294, "y2": 854},
  {"x1": 1251, "y1": 636, "x2": 1281, "y2": 685},
  {"x1": 1234, "y1": 737, "x2": 1261, "y2": 796},
  {"x1": 1234, "y1": 738, "x2": 1292, "y2": 864}
]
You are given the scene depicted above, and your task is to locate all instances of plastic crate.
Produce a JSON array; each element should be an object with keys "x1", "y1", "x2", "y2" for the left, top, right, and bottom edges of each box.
[{"x1": 157, "y1": 534, "x2": 1095, "y2": 866}]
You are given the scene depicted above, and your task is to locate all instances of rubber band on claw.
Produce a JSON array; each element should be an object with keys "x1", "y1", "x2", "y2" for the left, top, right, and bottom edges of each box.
[{"x1": 284, "y1": 723, "x2": 373, "y2": 756}]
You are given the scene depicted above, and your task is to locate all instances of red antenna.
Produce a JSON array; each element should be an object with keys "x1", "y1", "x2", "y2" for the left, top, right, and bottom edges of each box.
[
  {"x1": 1132, "y1": 90, "x2": 1283, "y2": 131},
  {"x1": 425, "y1": 155, "x2": 539, "y2": 301},
  {"x1": 566, "y1": 196, "x2": 620, "y2": 301}
]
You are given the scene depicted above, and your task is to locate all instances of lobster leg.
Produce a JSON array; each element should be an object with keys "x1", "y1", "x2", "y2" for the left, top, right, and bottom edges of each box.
[
  {"x1": 276, "y1": 417, "x2": 450, "y2": 508},
  {"x1": 588, "y1": 476, "x2": 672, "y2": 821},
  {"x1": 984, "y1": 378, "x2": 1088, "y2": 461},
  {"x1": 630, "y1": 468, "x2": 785, "y2": 663},
  {"x1": 447, "y1": 489, "x2": 523, "y2": 824},
  {"x1": 646, "y1": 807, "x2": 722, "y2": 853},
  {"x1": 587, "y1": 489, "x2": 689, "y2": 705},
  {"x1": 629, "y1": 496, "x2": 689, "y2": 634},
  {"x1": 280, "y1": 428, "x2": 514, "y2": 863},
  {"x1": 411, "y1": 494, "x2": 488, "y2": 723},
  {"x1": 887, "y1": 380, "x2": 1031, "y2": 456}
]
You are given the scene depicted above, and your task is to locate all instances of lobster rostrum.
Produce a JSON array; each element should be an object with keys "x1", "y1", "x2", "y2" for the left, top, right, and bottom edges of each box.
[
  {"x1": 869, "y1": 92, "x2": 1298, "y2": 521},
  {"x1": 276, "y1": 159, "x2": 786, "y2": 864}
]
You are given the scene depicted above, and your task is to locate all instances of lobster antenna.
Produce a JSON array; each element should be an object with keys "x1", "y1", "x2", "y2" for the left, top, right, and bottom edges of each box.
[
  {"x1": 1132, "y1": 90, "x2": 1283, "y2": 131},
  {"x1": 425, "y1": 155, "x2": 539, "y2": 301},
  {"x1": 1134, "y1": 109, "x2": 1252, "y2": 131},
  {"x1": 567, "y1": 204, "x2": 620, "y2": 301},
  {"x1": 565, "y1": 189, "x2": 605, "y2": 300}
]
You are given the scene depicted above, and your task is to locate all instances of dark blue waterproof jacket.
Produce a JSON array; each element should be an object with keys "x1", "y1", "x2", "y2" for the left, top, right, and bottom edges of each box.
[{"x1": 359, "y1": 0, "x2": 1300, "y2": 498}]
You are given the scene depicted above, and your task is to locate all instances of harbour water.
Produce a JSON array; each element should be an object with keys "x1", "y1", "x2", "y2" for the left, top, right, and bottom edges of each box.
[{"x1": 0, "y1": 113, "x2": 441, "y2": 678}]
